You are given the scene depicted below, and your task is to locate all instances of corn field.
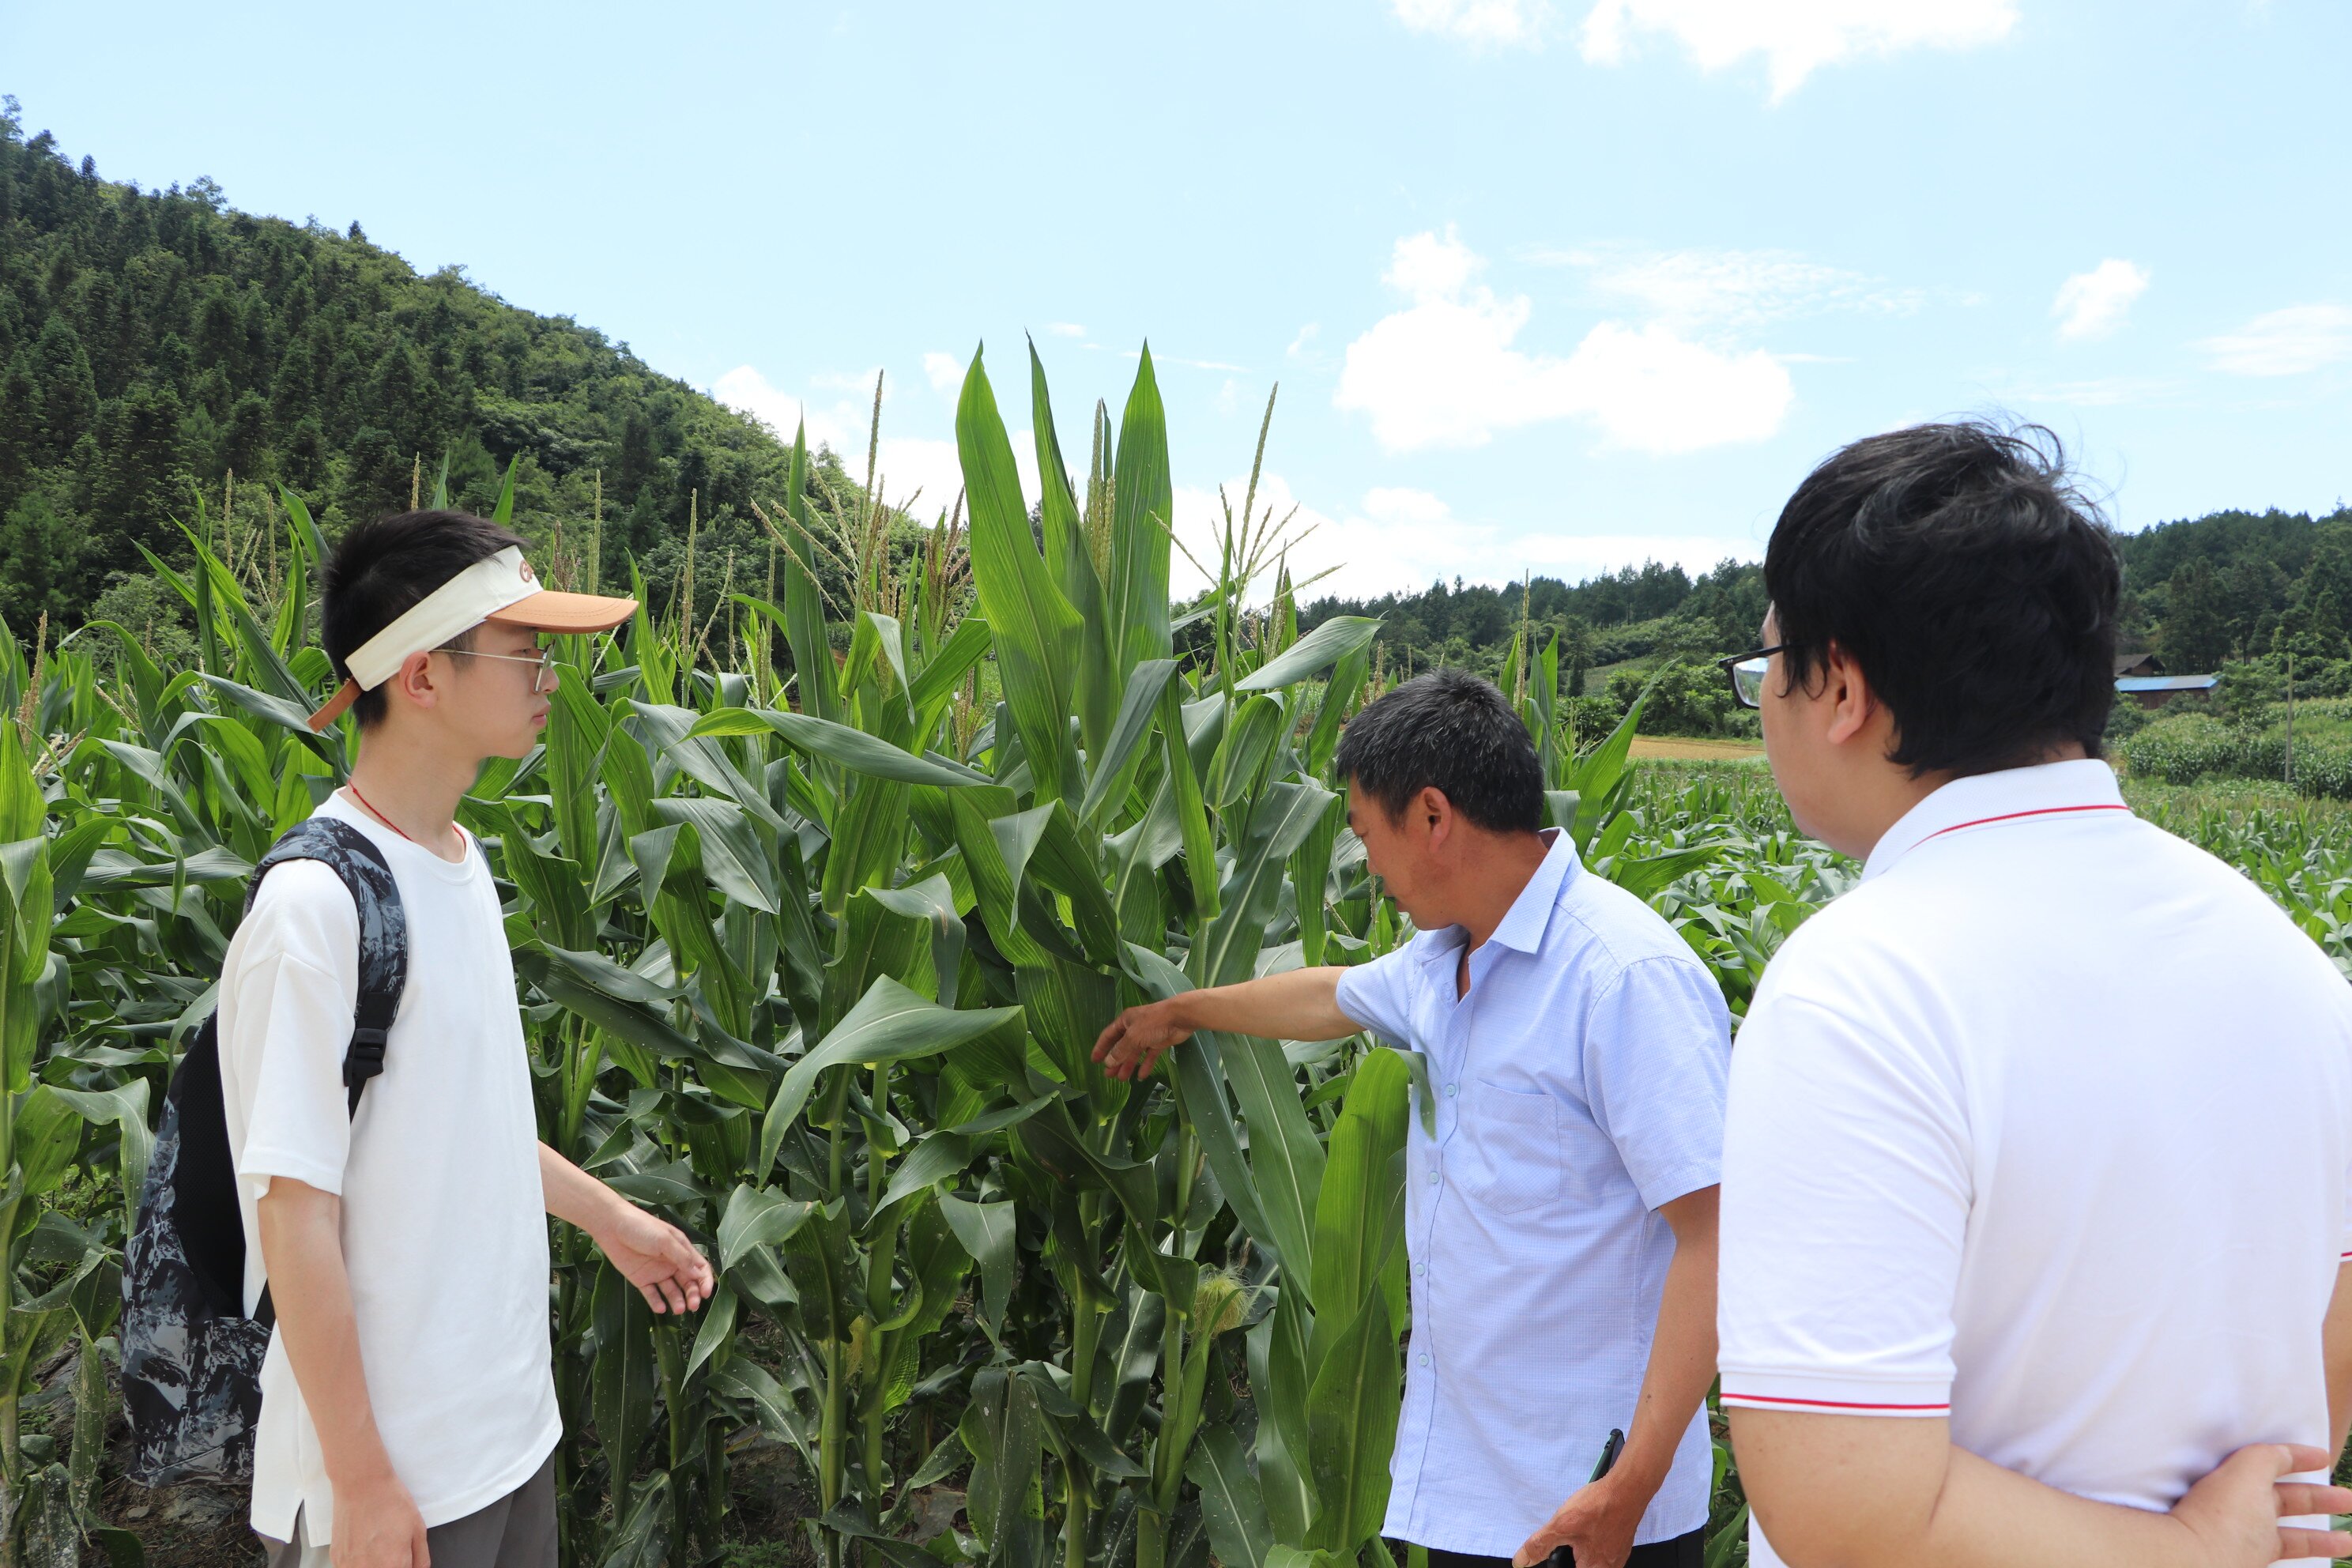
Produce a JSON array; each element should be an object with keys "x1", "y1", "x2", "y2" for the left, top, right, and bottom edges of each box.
[{"x1": 7, "y1": 343, "x2": 2341, "y2": 1568}]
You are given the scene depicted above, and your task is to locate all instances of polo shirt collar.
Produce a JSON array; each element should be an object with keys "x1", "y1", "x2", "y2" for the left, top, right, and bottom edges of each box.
[
  {"x1": 1486, "y1": 827, "x2": 1579, "y2": 954},
  {"x1": 1861, "y1": 758, "x2": 2128, "y2": 884}
]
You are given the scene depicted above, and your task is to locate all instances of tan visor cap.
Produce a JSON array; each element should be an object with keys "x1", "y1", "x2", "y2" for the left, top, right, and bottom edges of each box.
[{"x1": 482, "y1": 588, "x2": 639, "y2": 636}]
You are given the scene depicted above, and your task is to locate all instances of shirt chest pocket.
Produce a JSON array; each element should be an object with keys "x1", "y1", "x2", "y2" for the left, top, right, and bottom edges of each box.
[{"x1": 1456, "y1": 1080, "x2": 1563, "y2": 1214}]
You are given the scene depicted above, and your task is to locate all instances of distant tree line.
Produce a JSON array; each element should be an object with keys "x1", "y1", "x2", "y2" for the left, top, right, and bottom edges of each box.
[{"x1": 1302, "y1": 502, "x2": 2352, "y2": 737}]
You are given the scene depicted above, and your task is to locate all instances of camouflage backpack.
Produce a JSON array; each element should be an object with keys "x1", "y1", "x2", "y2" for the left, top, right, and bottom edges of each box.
[{"x1": 119, "y1": 816, "x2": 408, "y2": 1485}]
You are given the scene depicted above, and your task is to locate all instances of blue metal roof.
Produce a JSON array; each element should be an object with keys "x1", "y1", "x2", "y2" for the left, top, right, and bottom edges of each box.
[{"x1": 2116, "y1": 675, "x2": 2218, "y2": 692}]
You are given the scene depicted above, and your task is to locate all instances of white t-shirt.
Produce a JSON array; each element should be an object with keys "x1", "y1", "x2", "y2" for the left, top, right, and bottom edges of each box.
[
  {"x1": 1719, "y1": 760, "x2": 2352, "y2": 1568},
  {"x1": 220, "y1": 791, "x2": 559, "y2": 1543}
]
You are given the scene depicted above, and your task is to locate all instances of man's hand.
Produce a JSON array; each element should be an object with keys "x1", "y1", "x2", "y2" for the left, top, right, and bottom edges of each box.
[
  {"x1": 1094, "y1": 999, "x2": 1195, "y2": 1080},
  {"x1": 1092, "y1": 968, "x2": 1359, "y2": 1081},
  {"x1": 593, "y1": 1202, "x2": 714, "y2": 1315},
  {"x1": 1513, "y1": 1471, "x2": 1645, "y2": 1568},
  {"x1": 539, "y1": 1144, "x2": 713, "y2": 1314},
  {"x1": 330, "y1": 1467, "x2": 432, "y2": 1568},
  {"x1": 2171, "y1": 1444, "x2": 2352, "y2": 1565}
]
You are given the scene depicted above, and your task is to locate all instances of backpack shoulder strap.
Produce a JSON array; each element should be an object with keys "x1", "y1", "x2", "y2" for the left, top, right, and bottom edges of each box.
[{"x1": 248, "y1": 817, "x2": 408, "y2": 1117}]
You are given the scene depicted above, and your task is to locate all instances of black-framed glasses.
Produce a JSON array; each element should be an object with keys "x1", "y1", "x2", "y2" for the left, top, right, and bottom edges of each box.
[{"x1": 1716, "y1": 644, "x2": 1793, "y2": 710}]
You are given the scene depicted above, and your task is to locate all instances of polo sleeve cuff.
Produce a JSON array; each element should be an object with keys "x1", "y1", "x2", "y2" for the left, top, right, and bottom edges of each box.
[
  {"x1": 1638, "y1": 1155, "x2": 1721, "y2": 1213},
  {"x1": 1333, "y1": 964, "x2": 1406, "y2": 1046},
  {"x1": 1716, "y1": 1366, "x2": 1951, "y2": 1417}
]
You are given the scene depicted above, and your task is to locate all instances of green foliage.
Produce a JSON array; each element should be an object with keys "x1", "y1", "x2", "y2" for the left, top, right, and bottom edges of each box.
[
  {"x1": 2124, "y1": 699, "x2": 2352, "y2": 801},
  {"x1": 1604, "y1": 658, "x2": 1756, "y2": 740},
  {"x1": 0, "y1": 109, "x2": 863, "y2": 631}
]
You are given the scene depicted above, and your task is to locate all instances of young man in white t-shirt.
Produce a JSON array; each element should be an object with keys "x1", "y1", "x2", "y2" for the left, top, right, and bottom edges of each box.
[
  {"x1": 224, "y1": 508, "x2": 715, "y2": 1568},
  {"x1": 1714, "y1": 422, "x2": 2352, "y2": 1568}
]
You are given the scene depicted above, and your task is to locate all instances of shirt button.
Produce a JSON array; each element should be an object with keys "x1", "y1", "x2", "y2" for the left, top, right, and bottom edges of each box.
[
  {"x1": 1427, "y1": 1172, "x2": 1439, "y2": 1186},
  {"x1": 1445, "y1": 1084, "x2": 1458, "y2": 1098},
  {"x1": 1418, "y1": 1352, "x2": 1430, "y2": 1367}
]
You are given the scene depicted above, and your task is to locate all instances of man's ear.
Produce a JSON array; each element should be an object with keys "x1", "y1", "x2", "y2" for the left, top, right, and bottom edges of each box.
[
  {"x1": 1820, "y1": 642, "x2": 1879, "y2": 747},
  {"x1": 1416, "y1": 785, "x2": 1453, "y2": 841},
  {"x1": 386, "y1": 648, "x2": 443, "y2": 715}
]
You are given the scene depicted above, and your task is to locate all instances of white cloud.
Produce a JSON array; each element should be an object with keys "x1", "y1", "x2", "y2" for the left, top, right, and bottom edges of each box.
[
  {"x1": 923, "y1": 351, "x2": 964, "y2": 394},
  {"x1": 1287, "y1": 322, "x2": 1321, "y2": 357},
  {"x1": 1334, "y1": 227, "x2": 1792, "y2": 454},
  {"x1": 1170, "y1": 474, "x2": 1755, "y2": 602},
  {"x1": 2198, "y1": 305, "x2": 2352, "y2": 376},
  {"x1": 1042, "y1": 322, "x2": 1086, "y2": 337},
  {"x1": 1580, "y1": 0, "x2": 2018, "y2": 100},
  {"x1": 1393, "y1": 0, "x2": 1554, "y2": 47},
  {"x1": 712, "y1": 364, "x2": 1038, "y2": 519},
  {"x1": 2051, "y1": 259, "x2": 2150, "y2": 341},
  {"x1": 1547, "y1": 244, "x2": 1923, "y2": 328}
]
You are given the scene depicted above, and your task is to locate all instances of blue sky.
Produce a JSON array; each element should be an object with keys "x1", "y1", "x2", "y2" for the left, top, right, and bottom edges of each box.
[{"x1": 7, "y1": 1, "x2": 2347, "y2": 601}]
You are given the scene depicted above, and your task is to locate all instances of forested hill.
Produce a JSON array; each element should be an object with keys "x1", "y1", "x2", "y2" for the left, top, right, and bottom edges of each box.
[
  {"x1": 0, "y1": 102, "x2": 831, "y2": 631},
  {"x1": 1299, "y1": 500, "x2": 2352, "y2": 735}
]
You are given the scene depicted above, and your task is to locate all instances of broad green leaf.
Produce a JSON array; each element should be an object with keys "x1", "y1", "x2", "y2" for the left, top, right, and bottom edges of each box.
[
  {"x1": 1238, "y1": 616, "x2": 1383, "y2": 692},
  {"x1": 717, "y1": 1184, "x2": 815, "y2": 1272},
  {"x1": 1221, "y1": 1034, "x2": 1326, "y2": 1291},
  {"x1": 1197, "y1": 779, "x2": 1336, "y2": 988},
  {"x1": 684, "y1": 1283, "x2": 737, "y2": 1381},
  {"x1": 957, "y1": 349, "x2": 1084, "y2": 802},
  {"x1": 1078, "y1": 658, "x2": 1178, "y2": 826},
  {"x1": 1304, "y1": 1289, "x2": 1403, "y2": 1555},
  {"x1": 1310, "y1": 1050, "x2": 1410, "y2": 1330},
  {"x1": 713, "y1": 1358, "x2": 816, "y2": 1468},
  {"x1": 591, "y1": 1262, "x2": 658, "y2": 1494},
  {"x1": 692, "y1": 707, "x2": 986, "y2": 787},
  {"x1": 650, "y1": 796, "x2": 777, "y2": 913},
  {"x1": 1187, "y1": 1423, "x2": 1276, "y2": 1568},
  {"x1": 939, "y1": 1195, "x2": 1016, "y2": 1339},
  {"x1": 756, "y1": 977, "x2": 1020, "y2": 1177},
  {"x1": 1109, "y1": 347, "x2": 1174, "y2": 682}
]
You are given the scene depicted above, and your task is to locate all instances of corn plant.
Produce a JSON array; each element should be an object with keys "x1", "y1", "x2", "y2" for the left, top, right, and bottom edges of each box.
[{"x1": 0, "y1": 340, "x2": 1998, "y2": 1568}]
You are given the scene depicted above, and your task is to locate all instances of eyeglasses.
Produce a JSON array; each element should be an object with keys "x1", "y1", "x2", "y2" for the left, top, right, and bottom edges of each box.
[
  {"x1": 1715, "y1": 643, "x2": 1795, "y2": 710},
  {"x1": 442, "y1": 645, "x2": 559, "y2": 693}
]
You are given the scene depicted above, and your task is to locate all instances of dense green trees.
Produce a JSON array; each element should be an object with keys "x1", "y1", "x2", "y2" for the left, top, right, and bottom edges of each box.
[{"x1": 0, "y1": 101, "x2": 845, "y2": 634}]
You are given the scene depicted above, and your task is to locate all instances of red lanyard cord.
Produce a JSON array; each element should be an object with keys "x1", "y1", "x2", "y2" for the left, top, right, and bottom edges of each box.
[{"x1": 345, "y1": 782, "x2": 419, "y2": 846}]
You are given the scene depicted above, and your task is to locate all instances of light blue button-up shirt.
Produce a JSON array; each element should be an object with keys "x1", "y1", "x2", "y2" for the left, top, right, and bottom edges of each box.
[{"x1": 1335, "y1": 827, "x2": 1731, "y2": 1555}]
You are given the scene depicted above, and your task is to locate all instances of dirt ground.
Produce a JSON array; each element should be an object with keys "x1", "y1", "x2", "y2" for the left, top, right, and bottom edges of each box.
[{"x1": 1628, "y1": 736, "x2": 1767, "y2": 762}]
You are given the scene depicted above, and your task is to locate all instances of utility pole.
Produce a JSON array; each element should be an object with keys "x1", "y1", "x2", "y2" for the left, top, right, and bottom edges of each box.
[{"x1": 2286, "y1": 650, "x2": 2296, "y2": 788}]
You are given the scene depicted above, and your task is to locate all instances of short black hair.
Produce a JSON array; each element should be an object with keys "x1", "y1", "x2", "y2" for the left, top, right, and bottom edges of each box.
[
  {"x1": 1765, "y1": 420, "x2": 2119, "y2": 777},
  {"x1": 322, "y1": 509, "x2": 527, "y2": 727},
  {"x1": 1335, "y1": 669, "x2": 1544, "y2": 834}
]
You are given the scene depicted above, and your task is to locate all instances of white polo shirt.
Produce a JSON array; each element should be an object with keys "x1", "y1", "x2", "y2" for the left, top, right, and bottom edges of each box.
[{"x1": 1719, "y1": 760, "x2": 2352, "y2": 1568}]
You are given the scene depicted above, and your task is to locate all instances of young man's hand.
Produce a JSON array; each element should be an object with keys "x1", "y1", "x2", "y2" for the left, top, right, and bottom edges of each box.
[
  {"x1": 1093, "y1": 998, "x2": 1196, "y2": 1080},
  {"x1": 2170, "y1": 1443, "x2": 2352, "y2": 1566},
  {"x1": 594, "y1": 1204, "x2": 714, "y2": 1315},
  {"x1": 1513, "y1": 1470, "x2": 1645, "y2": 1568},
  {"x1": 329, "y1": 1464, "x2": 431, "y2": 1568}
]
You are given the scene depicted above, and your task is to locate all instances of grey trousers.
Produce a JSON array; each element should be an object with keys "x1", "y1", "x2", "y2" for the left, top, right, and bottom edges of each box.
[{"x1": 260, "y1": 1452, "x2": 556, "y2": 1568}]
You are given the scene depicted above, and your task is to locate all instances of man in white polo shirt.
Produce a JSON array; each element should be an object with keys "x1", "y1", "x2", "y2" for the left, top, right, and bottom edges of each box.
[
  {"x1": 1096, "y1": 670, "x2": 1729, "y2": 1568},
  {"x1": 1715, "y1": 421, "x2": 2352, "y2": 1567}
]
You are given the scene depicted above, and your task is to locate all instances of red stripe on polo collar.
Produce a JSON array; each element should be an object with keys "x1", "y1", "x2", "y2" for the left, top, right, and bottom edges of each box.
[{"x1": 1915, "y1": 803, "x2": 2132, "y2": 846}]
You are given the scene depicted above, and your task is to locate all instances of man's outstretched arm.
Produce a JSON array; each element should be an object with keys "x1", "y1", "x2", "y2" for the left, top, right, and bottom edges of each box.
[
  {"x1": 1729, "y1": 1411, "x2": 2350, "y2": 1568},
  {"x1": 539, "y1": 1144, "x2": 714, "y2": 1314},
  {"x1": 1094, "y1": 966, "x2": 1359, "y2": 1080}
]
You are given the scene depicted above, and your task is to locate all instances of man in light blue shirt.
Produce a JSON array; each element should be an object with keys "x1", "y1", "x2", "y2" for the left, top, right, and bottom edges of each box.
[{"x1": 1097, "y1": 670, "x2": 1728, "y2": 1568}]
